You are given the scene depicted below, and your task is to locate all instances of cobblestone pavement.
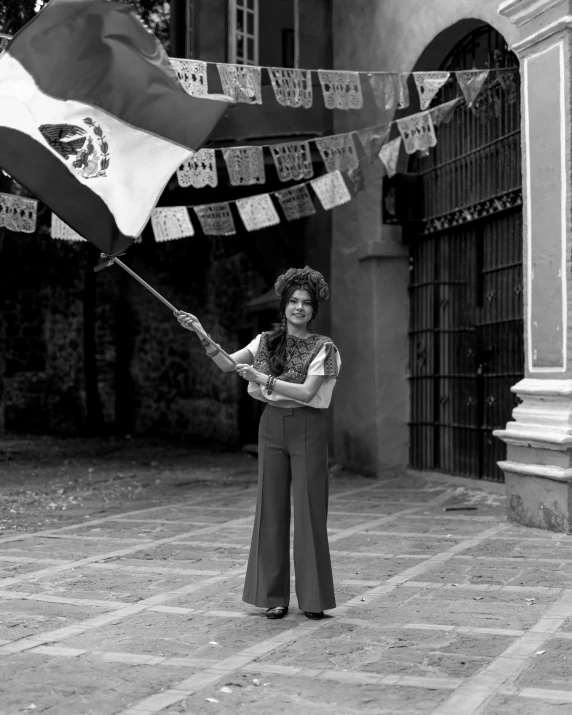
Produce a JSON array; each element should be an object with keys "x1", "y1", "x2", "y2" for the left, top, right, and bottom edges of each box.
[{"x1": 1, "y1": 458, "x2": 572, "y2": 714}]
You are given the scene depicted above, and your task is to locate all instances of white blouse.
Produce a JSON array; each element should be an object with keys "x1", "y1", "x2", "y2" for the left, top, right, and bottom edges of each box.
[{"x1": 245, "y1": 333, "x2": 341, "y2": 410}]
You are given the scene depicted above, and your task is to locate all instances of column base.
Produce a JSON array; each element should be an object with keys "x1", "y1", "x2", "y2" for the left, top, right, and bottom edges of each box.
[
  {"x1": 498, "y1": 462, "x2": 572, "y2": 532},
  {"x1": 494, "y1": 378, "x2": 572, "y2": 533}
]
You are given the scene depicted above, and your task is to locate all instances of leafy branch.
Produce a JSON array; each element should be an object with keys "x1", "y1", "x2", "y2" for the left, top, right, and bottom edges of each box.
[{"x1": 0, "y1": 0, "x2": 171, "y2": 51}]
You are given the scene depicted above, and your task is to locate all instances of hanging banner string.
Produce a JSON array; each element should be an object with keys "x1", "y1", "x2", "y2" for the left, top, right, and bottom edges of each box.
[
  {"x1": 6, "y1": 97, "x2": 473, "y2": 240},
  {"x1": 182, "y1": 95, "x2": 466, "y2": 189},
  {"x1": 3, "y1": 95, "x2": 463, "y2": 240},
  {"x1": 38, "y1": 143, "x2": 381, "y2": 241},
  {"x1": 111, "y1": 96, "x2": 471, "y2": 237},
  {"x1": 0, "y1": 31, "x2": 516, "y2": 112},
  {"x1": 169, "y1": 54, "x2": 517, "y2": 83},
  {"x1": 0, "y1": 25, "x2": 509, "y2": 241},
  {"x1": 172, "y1": 60, "x2": 512, "y2": 113}
]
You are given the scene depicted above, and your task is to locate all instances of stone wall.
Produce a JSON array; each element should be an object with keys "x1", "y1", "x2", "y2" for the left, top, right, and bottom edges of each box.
[
  {"x1": 1, "y1": 215, "x2": 91, "y2": 436},
  {"x1": 0, "y1": 215, "x2": 261, "y2": 447}
]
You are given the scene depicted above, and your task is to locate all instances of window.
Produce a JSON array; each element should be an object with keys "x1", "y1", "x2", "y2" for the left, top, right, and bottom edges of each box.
[{"x1": 228, "y1": 0, "x2": 259, "y2": 66}]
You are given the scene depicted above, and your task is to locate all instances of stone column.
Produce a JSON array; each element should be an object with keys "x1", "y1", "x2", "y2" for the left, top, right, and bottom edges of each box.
[{"x1": 495, "y1": 0, "x2": 572, "y2": 531}]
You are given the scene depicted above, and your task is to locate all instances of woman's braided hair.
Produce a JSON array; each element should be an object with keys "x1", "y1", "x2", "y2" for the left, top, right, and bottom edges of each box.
[{"x1": 266, "y1": 266, "x2": 330, "y2": 376}]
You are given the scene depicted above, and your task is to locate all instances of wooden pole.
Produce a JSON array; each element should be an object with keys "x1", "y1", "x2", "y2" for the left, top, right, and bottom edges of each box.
[{"x1": 101, "y1": 256, "x2": 238, "y2": 366}]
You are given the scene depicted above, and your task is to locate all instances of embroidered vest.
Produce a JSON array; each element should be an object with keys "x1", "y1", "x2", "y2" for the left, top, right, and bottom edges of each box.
[{"x1": 253, "y1": 332, "x2": 339, "y2": 384}]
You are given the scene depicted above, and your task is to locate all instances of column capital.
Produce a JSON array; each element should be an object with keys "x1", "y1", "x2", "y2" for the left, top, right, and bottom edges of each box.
[{"x1": 500, "y1": 0, "x2": 572, "y2": 52}]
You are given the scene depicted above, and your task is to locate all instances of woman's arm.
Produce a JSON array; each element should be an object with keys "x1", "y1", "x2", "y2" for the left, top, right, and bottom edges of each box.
[
  {"x1": 177, "y1": 312, "x2": 253, "y2": 373},
  {"x1": 235, "y1": 364, "x2": 326, "y2": 403},
  {"x1": 210, "y1": 347, "x2": 253, "y2": 373},
  {"x1": 272, "y1": 374, "x2": 327, "y2": 403}
]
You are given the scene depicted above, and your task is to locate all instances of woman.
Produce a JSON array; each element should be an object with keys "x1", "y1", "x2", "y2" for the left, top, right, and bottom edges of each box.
[{"x1": 177, "y1": 266, "x2": 341, "y2": 620}]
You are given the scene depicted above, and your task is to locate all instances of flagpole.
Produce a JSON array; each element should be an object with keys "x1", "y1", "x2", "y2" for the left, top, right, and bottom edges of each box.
[{"x1": 99, "y1": 256, "x2": 238, "y2": 366}]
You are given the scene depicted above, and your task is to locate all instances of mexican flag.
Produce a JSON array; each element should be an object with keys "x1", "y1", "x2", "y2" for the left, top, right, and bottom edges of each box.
[{"x1": 0, "y1": 0, "x2": 232, "y2": 255}]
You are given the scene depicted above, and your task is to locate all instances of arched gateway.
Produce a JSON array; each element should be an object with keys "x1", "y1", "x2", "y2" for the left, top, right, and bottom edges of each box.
[{"x1": 392, "y1": 25, "x2": 523, "y2": 481}]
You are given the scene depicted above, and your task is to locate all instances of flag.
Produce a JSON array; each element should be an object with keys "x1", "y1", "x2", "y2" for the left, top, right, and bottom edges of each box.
[{"x1": 0, "y1": 0, "x2": 232, "y2": 256}]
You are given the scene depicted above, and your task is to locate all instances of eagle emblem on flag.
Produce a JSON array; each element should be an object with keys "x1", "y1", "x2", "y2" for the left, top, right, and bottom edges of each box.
[{"x1": 39, "y1": 117, "x2": 110, "y2": 179}]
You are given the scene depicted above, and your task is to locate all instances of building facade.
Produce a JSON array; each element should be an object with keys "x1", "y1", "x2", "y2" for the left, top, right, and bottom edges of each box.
[
  {"x1": 330, "y1": 1, "x2": 521, "y2": 477},
  {"x1": 4, "y1": 0, "x2": 572, "y2": 531},
  {"x1": 331, "y1": 0, "x2": 572, "y2": 531}
]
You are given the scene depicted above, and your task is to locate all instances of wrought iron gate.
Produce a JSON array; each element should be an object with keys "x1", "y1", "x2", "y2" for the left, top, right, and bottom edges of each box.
[{"x1": 406, "y1": 27, "x2": 523, "y2": 481}]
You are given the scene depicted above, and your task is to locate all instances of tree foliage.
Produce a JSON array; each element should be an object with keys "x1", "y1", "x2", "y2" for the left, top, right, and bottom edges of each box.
[
  {"x1": 0, "y1": 0, "x2": 171, "y2": 50},
  {"x1": 0, "y1": 0, "x2": 38, "y2": 35}
]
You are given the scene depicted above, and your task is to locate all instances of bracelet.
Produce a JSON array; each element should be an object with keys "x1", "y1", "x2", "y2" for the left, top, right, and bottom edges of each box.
[
  {"x1": 205, "y1": 341, "x2": 220, "y2": 357},
  {"x1": 203, "y1": 336, "x2": 217, "y2": 354},
  {"x1": 267, "y1": 375, "x2": 277, "y2": 395}
]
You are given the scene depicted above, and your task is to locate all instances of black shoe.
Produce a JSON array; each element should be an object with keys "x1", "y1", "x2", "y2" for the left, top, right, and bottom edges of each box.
[
  {"x1": 265, "y1": 606, "x2": 288, "y2": 619},
  {"x1": 304, "y1": 611, "x2": 324, "y2": 620}
]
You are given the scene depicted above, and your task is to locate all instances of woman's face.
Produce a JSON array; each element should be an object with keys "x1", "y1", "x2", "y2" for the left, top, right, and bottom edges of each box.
[{"x1": 285, "y1": 288, "x2": 313, "y2": 331}]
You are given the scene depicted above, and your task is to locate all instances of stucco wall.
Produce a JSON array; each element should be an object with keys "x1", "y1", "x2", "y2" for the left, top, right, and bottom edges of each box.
[{"x1": 330, "y1": 0, "x2": 520, "y2": 475}]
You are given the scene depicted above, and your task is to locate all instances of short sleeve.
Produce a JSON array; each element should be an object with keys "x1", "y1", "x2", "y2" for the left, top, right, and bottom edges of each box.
[
  {"x1": 245, "y1": 333, "x2": 262, "y2": 359},
  {"x1": 307, "y1": 342, "x2": 341, "y2": 380}
]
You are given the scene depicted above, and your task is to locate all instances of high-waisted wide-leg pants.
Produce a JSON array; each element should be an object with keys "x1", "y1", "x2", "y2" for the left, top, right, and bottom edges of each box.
[{"x1": 242, "y1": 404, "x2": 336, "y2": 612}]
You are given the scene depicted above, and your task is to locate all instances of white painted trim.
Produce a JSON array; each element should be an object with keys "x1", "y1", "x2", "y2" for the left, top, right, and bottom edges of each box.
[
  {"x1": 499, "y1": 0, "x2": 566, "y2": 27},
  {"x1": 495, "y1": 432, "x2": 572, "y2": 450},
  {"x1": 511, "y1": 16, "x2": 572, "y2": 53},
  {"x1": 509, "y1": 377, "x2": 572, "y2": 395},
  {"x1": 524, "y1": 39, "x2": 567, "y2": 373},
  {"x1": 509, "y1": 377, "x2": 572, "y2": 396},
  {"x1": 494, "y1": 377, "x2": 572, "y2": 451},
  {"x1": 561, "y1": 39, "x2": 568, "y2": 372},
  {"x1": 498, "y1": 460, "x2": 572, "y2": 482}
]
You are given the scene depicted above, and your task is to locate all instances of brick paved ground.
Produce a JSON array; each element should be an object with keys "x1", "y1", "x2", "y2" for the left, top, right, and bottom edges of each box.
[{"x1": 1, "y1": 447, "x2": 572, "y2": 714}]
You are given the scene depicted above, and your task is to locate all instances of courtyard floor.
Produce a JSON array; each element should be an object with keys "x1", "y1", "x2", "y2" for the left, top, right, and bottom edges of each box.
[{"x1": 1, "y1": 436, "x2": 572, "y2": 714}]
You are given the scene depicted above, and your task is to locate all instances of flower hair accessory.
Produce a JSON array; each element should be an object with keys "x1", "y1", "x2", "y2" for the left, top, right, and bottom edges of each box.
[{"x1": 274, "y1": 266, "x2": 330, "y2": 302}]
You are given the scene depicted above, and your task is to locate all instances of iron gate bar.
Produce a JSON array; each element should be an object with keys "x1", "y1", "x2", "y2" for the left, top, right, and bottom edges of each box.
[
  {"x1": 418, "y1": 128, "x2": 521, "y2": 177},
  {"x1": 409, "y1": 371, "x2": 522, "y2": 378},
  {"x1": 482, "y1": 262, "x2": 522, "y2": 273},
  {"x1": 475, "y1": 320, "x2": 522, "y2": 328},
  {"x1": 409, "y1": 282, "x2": 467, "y2": 289}
]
